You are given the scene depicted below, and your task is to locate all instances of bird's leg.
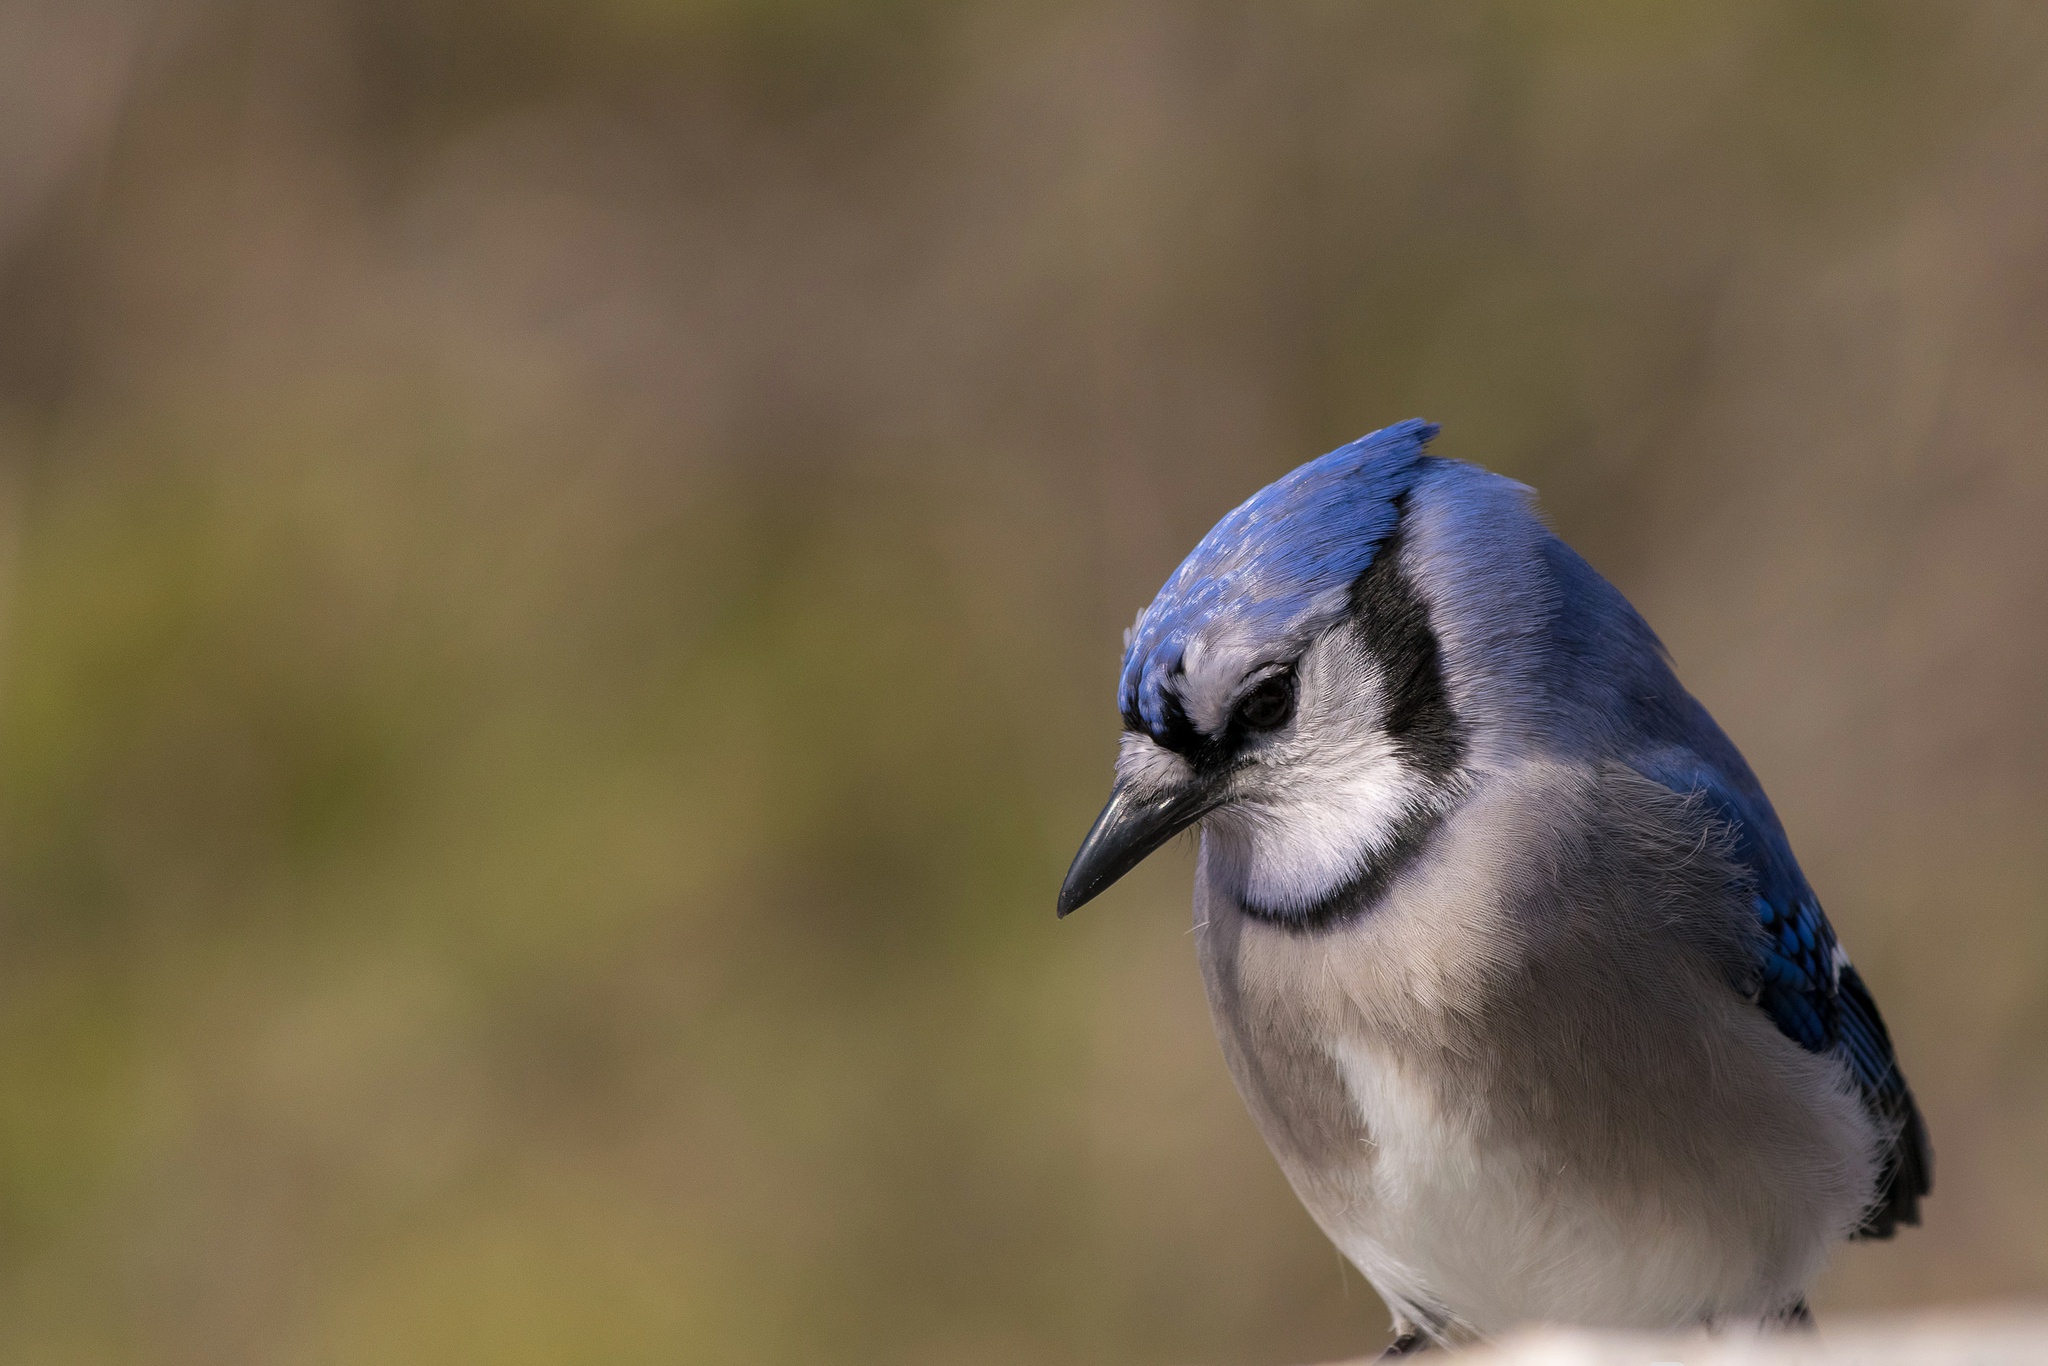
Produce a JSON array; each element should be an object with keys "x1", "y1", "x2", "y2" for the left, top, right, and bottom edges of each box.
[{"x1": 1379, "y1": 1322, "x2": 1431, "y2": 1358}]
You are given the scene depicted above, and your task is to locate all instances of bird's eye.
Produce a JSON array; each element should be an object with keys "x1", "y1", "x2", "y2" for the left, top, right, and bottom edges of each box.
[{"x1": 1234, "y1": 673, "x2": 1295, "y2": 732}]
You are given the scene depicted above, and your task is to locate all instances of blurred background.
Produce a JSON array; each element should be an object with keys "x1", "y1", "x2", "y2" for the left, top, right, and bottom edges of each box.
[{"x1": 0, "y1": 1, "x2": 2044, "y2": 1362}]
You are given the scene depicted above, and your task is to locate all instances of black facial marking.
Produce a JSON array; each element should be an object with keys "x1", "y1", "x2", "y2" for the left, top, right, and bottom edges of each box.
[
  {"x1": 1131, "y1": 684, "x2": 1203, "y2": 761},
  {"x1": 1347, "y1": 517, "x2": 1465, "y2": 783},
  {"x1": 1237, "y1": 509, "x2": 1467, "y2": 934},
  {"x1": 1130, "y1": 665, "x2": 1298, "y2": 775},
  {"x1": 1238, "y1": 800, "x2": 1447, "y2": 934}
]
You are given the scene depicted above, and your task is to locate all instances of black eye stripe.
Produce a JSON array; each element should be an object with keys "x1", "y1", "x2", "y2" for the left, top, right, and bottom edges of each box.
[{"x1": 1132, "y1": 668, "x2": 1297, "y2": 771}]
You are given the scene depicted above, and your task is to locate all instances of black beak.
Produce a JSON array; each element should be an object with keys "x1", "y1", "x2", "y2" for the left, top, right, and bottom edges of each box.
[{"x1": 1056, "y1": 777, "x2": 1221, "y2": 917}]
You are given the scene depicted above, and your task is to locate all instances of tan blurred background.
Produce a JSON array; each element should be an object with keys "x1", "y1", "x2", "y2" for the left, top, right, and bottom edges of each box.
[{"x1": 0, "y1": 1, "x2": 2044, "y2": 1362}]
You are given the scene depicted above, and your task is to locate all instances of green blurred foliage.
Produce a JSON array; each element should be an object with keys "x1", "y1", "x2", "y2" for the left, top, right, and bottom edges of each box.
[{"x1": 0, "y1": 1, "x2": 2044, "y2": 1362}]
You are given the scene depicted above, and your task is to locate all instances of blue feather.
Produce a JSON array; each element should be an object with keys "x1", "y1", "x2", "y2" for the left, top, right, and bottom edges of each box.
[
  {"x1": 1634, "y1": 755, "x2": 1911, "y2": 1112},
  {"x1": 1118, "y1": 419, "x2": 1437, "y2": 735}
]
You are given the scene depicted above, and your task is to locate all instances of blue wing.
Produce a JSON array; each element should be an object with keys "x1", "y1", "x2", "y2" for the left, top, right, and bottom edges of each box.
[{"x1": 1636, "y1": 752, "x2": 1930, "y2": 1237}]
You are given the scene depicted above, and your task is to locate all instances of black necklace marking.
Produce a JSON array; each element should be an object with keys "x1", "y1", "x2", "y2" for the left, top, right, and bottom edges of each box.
[{"x1": 1235, "y1": 798, "x2": 1450, "y2": 933}]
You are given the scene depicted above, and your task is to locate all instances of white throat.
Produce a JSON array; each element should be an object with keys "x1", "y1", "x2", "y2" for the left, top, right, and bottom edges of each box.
[{"x1": 1201, "y1": 742, "x2": 1450, "y2": 916}]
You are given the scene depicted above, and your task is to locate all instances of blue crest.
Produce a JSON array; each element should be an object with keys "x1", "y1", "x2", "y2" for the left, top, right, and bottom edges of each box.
[{"x1": 1119, "y1": 419, "x2": 1438, "y2": 733}]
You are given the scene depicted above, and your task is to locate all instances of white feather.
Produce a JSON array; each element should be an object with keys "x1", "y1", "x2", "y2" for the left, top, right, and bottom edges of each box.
[{"x1": 1319, "y1": 1036, "x2": 1822, "y2": 1337}]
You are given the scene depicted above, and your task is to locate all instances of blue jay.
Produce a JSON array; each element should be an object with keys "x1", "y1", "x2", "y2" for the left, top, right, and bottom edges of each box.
[{"x1": 1058, "y1": 421, "x2": 1929, "y2": 1351}]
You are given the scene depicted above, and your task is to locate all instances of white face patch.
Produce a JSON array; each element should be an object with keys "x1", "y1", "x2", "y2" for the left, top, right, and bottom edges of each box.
[
  {"x1": 1114, "y1": 730, "x2": 1195, "y2": 795},
  {"x1": 1156, "y1": 621, "x2": 1459, "y2": 917}
]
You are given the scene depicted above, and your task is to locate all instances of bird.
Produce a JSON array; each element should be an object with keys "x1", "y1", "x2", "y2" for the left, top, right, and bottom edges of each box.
[{"x1": 1056, "y1": 419, "x2": 1929, "y2": 1353}]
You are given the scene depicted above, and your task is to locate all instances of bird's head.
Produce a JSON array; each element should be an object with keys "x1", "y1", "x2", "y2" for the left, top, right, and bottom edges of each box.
[{"x1": 1058, "y1": 419, "x2": 1473, "y2": 924}]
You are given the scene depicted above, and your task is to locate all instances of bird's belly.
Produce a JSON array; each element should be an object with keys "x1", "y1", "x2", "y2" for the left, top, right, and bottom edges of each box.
[
  {"x1": 1288, "y1": 1036, "x2": 1796, "y2": 1337},
  {"x1": 1191, "y1": 838, "x2": 1871, "y2": 1339}
]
